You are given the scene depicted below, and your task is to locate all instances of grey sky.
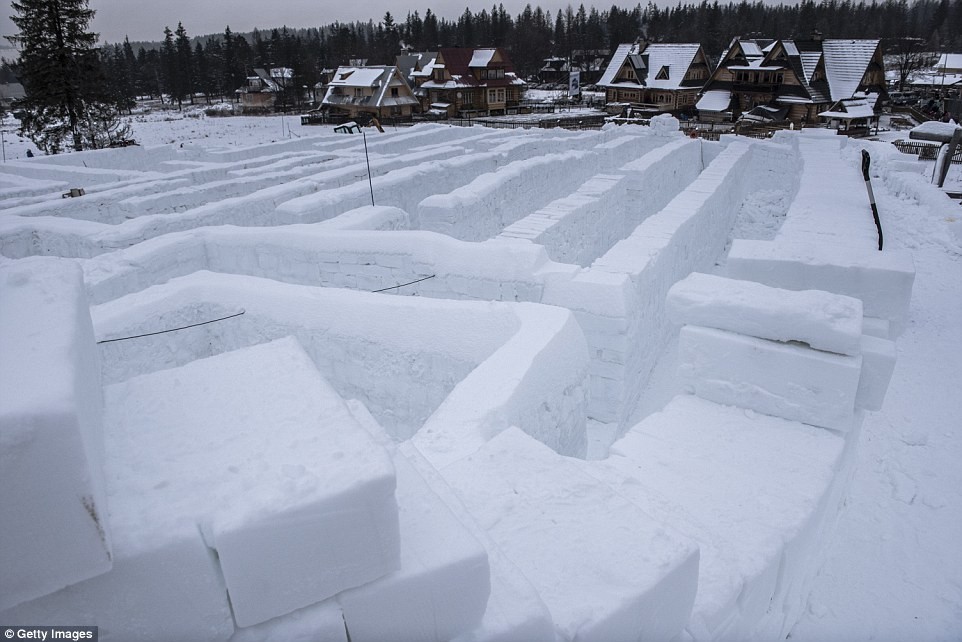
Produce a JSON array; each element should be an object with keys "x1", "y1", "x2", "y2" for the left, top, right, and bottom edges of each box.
[{"x1": 1, "y1": 0, "x2": 599, "y2": 48}]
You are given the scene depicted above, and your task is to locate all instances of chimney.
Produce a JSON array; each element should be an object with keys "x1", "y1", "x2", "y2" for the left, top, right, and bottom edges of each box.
[{"x1": 812, "y1": 30, "x2": 823, "y2": 42}]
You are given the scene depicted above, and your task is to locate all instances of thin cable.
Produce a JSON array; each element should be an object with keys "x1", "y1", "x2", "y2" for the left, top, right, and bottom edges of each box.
[
  {"x1": 97, "y1": 310, "x2": 246, "y2": 344},
  {"x1": 370, "y1": 274, "x2": 435, "y2": 293}
]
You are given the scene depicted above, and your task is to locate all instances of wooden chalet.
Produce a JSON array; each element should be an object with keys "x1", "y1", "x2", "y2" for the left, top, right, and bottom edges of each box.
[
  {"x1": 414, "y1": 47, "x2": 527, "y2": 117},
  {"x1": 696, "y1": 36, "x2": 886, "y2": 124},
  {"x1": 237, "y1": 68, "x2": 295, "y2": 113},
  {"x1": 598, "y1": 43, "x2": 711, "y2": 116},
  {"x1": 321, "y1": 66, "x2": 419, "y2": 120}
]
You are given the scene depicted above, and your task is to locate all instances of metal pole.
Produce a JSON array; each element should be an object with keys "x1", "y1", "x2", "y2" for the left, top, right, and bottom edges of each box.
[
  {"x1": 860, "y1": 150, "x2": 883, "y2": 251},
  {"x1": 1, "y1": 127, "x2": 5, "y2": 163},
  {"x1": 362, "y1": 129, "x2": 374, "y2": 206}
]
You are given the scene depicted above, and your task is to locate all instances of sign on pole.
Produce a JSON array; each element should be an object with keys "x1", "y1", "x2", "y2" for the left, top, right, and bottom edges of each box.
[{"x1": 569, "y1": 70, "x2": 581, "y2": 98}]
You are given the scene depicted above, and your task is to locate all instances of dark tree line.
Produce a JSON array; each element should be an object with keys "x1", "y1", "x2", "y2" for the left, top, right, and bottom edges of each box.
[{"x1": 21, "y1": 0, "x2": 962, "y2": 114}]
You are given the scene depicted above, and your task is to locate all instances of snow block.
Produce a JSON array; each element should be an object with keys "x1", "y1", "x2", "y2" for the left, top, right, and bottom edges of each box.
[
  {"x1": 678, "y1": 325, "x2": 862, "y2": 431},
  {"x1": 667, "y1": 272, "x2": 864, "y2": 356},
  {"x1": 230, "y1": 599, "x2": 347, "y2": 642},
  {"x1": 591, "y1": 395, "x2": 846, "y2": 641},
  {"x1": 441, "y1": 427, "x2": 699, "y2": 642},
  {"x1": 398, "y1": 443, "x2": 556, "y2": 642},
  {"x1": 414, "y1": 303, "x2": 590, "y2": 467},
  {"x1": 0, "y1": 257, "x2": 112, "y2": 610},
  {"x1": 0, "y1": 521, "x2": 235, "y2": 641},
  {"x1": 103, "y1": 337, "x2": 400, "y2": 627},
  {"x1": 337, "y1": 453, "x2": 490, "y2": 642},
  {"x1": 725, "y1": 239, "x2": 915, "y2": 336},
  {"x1": 855, "y1": 333, "x2": 897, "y2": 411}
]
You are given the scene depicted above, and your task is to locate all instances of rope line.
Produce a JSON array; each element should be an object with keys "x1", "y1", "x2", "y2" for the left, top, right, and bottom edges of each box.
[
  {"x1": 97, "y1": 274, "x2": 437, "y2": 344},
  {"x1": 96, "y1": 310, "x2": 246, "y2": 344},
  {"x1": 371, "y1": 274, "x2": 436, "y2": 293}
]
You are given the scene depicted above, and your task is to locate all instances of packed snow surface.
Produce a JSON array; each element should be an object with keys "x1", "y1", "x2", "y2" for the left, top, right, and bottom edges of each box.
[{"x1": 1, "y1": 111, "x2": 959, "y2": 641}]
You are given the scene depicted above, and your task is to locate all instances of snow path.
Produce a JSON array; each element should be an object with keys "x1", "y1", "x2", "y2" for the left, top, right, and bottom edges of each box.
[{"x1": 789, "y1": 162, "x2": 962, "y2": 640}]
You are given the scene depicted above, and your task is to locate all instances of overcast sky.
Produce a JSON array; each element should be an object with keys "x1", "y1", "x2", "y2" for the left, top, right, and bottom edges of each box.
[{"x1": 0, "y1": 0, "x2": 625, "y2": 48}]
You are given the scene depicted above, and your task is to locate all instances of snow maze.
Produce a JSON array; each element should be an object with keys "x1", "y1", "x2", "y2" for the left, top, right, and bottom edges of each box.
[{"x1": 0, "y1": 119, "x2": 918, "y2": 641}]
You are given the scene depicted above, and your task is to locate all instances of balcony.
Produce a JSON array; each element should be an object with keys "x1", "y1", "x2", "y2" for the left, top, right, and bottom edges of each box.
[{"x1": 732, "y1": 83, "x2": 779, "y2": 94}]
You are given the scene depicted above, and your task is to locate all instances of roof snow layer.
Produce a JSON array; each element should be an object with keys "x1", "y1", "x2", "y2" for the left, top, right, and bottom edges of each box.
[
  {"x1": 469, "y1": 49, "x2": 497, "y2": 68},
  {"x1": 645, "y1": 44, "x2": 701, "y2": 90},
  {"x1": 599, "y1": 43, "x2": 637, "y2": 87},
  {"x1": 823, "y1": 40, "x2": 879, "y2": 101}
]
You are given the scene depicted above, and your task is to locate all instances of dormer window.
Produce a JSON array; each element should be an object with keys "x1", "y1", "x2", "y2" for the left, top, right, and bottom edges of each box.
[{"x1": 655, "y1": 66, "x2": 669, "y2": 80}]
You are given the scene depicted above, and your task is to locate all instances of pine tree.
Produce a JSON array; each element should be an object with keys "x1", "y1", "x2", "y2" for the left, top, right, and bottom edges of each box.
[{"x1": 7, "y1": 0, "x2": 128, "y2": 153}]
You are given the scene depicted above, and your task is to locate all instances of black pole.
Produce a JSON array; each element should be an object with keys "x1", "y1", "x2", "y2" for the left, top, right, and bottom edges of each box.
[
  {"x1": 860, "y1": 150, "x2": 883, "y2": 251},
  {"x1": 362, "y1": 129, "x2": 375, "y2": 207}
]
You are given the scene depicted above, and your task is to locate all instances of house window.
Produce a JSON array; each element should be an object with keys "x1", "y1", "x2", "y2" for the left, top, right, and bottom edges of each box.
[
  {"x1": 354, "y1": 88, "x2": 364, "y2": 97},
  {"x1": 391, "y1": 87, "x2": 399, "y2": 97},
  {"x1": 434, "y1": 69, "x2": 445, "y2": 82}
]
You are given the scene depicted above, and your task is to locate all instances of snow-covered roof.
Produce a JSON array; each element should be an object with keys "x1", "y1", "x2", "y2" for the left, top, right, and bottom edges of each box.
[
  {"x1": 775, "y1": 95, "x2": 815, "y2": 105},
  {"x1": 644, "y1": 44, "x2": 702, "y2": 90},
  {"x1": 270, "y1": 68, "x2": 293, "y2": 80},
  {"x1": 599, "y1": 43, "x2": 701, "y2": 90},
  {"x1": 599, "y1": 43, "x2": 637, "y2": 87},
  {"x1": 323, "y1": 66, "x2": 418, "y2": 110},
  {"x1": 800, "y1": 51, "x2": 822, "y2": 83},
  {"x1": 469, "y1": 49, "x2": 497, "y2": 68},
  {"x1": 329, "y1": 67, "x2": 389, "y2": 88},
  {"x1": 822, "y1": 39, "x2": 880, "y2": 101},
  {"x1": 741, "y1": 41, "x2": 763, "y2": 57},
  {"x1": 935, "y1": 53, "x2": 962, "y2": 72},
  {"x1": 697, "y1": 89, "x2": 732, "y2": 112},
  {"x1": 728, "y1": 64, "x2": 783, "y2": 71},
  {"x1": 818, "y1": 96, "x2": 877, "y2": 120}
]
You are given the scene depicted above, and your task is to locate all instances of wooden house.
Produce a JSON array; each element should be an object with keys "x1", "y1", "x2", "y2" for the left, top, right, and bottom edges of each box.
[
  {"x1": 321, "y1": 66, "x2": 419, "y2": 120},
  {"x1": 414, "y1": 48, "x2": 527, "y2": 117},
  {"x1": 697, "y1": 36, "x2": 886, "y2": 124},
  {"x1": 237, "y1": 68, "x2": 295, "y2": 113},
  {"x1": 598, "y1": 43, "x2": 711, "y2": 116}
]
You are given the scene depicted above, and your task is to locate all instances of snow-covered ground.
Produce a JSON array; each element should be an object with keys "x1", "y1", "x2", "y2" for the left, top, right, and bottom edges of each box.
[{"x1": 1, "y1": 110, "x2": 960, "y2": 641}]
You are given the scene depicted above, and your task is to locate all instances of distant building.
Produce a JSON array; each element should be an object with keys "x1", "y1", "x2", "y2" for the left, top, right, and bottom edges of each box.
[
  {"x1": 237, "y1": 68, "x2": 295, "y2": 113},
  {"x1": 598, "y1": 42, "x2": 711, "y2": 115},
  {"x1": 540, "y1": 50, "x2": 610, "y2": 86},
  {"x1": 414, "y1": 47, "x2": 526, "y2": 117},
  {"x1": 321, "y1": 66, "x2": 419, "y2": 120},
  {"x1": 696, "y1": 36, "x2": 886, "y2": 124},
  {"x1": 0, "y1": 82, "x2": 25, "y2": 110},
  {"x1": 907, "y1": 53, "x2": 962, "y2": 91},
  {"x1": 395, "y1": 52, "x2": 438, "y2": 108},
  {"x1": 818, "y1": 92, "x2": 883, "y2": 135}
]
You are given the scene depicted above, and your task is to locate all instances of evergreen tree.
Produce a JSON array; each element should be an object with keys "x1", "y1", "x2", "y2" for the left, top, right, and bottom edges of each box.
[
  {"x1": 160, "y1": 26, "x2": 179, "y2": 105},
  {"x1": 7, "y1": 0, "x2": 128, "y2": 153},
  {"x1": 175, "y1": 23, "x2": 194, "y2": 104}
]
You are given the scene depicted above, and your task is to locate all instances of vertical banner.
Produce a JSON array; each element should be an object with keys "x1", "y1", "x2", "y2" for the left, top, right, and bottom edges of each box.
[{"x1": 569, "y1": 70, "x2": 581, "y2": 98}]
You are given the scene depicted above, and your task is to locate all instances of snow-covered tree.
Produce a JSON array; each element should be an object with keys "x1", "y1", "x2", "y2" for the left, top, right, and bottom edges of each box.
[{"x1": 7, "y1": 0, "x2": 128, "y2": 153}]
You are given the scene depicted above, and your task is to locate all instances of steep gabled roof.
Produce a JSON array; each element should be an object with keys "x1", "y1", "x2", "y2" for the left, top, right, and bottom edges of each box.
[
  {"x1": 600, "y1": 42, "x2": 702, "y2": 90},
  {"x1": 421, "y1": 47, "x2": 524, "y2": 90},
  {"x1": 599, "y1": 43, "x2": 637, "y2": 87},
  {"x1": 323, "y1": 66, "x2": 418, "y2": 110},
  {"x1": 822, "y1": 39, "x2": 881, "y2": 101},
  {"x1": 644, "y1": 44, "x2": 702, "y2": 90}
]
